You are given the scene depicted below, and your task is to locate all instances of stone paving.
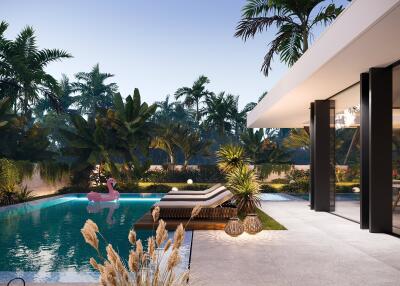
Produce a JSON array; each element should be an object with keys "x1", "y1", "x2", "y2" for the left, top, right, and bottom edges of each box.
[{"x1": 190, "y1": 200, "x2": 400, "y2": 286}]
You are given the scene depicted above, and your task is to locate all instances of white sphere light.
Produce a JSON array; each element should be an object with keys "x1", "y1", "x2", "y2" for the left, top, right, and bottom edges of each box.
[
  {"x1": 187, "y1": 179, "x2": 193, "y2": 185},
  {"x1": 171, "y1": 187, "x2": 179, "y2": 192}
]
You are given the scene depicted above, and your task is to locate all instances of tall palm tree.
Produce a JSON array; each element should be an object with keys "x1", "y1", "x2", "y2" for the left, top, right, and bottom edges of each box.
[
  {"x1": 0, "y1": 21, "x2": 72, "y2": 116},
  {"x1": 231, "y1": 96, "x2": 257, "y2": 137},
  {"x1": 175, "y1": 75, "x2": 213, "y2": 122},
  {"x1": 153, "y1": 95, "x2": 196, "y2": 125},
  {"x1": 235, "y1": 0, "x2": 344, "y2": 76},
  {"x1": 72, "y1": 64, "x2": 118, "y2": 118},
  {"x1": 35, "y1": 74, "x2": 76, "y2": 118},
  {"x1": 204, "y1": 92, "x2": 236, "y2": 136}
]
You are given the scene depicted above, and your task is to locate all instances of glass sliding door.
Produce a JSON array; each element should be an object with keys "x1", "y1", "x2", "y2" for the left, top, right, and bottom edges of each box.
[
  {"x1": 392, "y1": 65, "x2": 400, "y2": 234},
  {"x1": 331, "y1": 85, "x2": 361, "y2": 222}
]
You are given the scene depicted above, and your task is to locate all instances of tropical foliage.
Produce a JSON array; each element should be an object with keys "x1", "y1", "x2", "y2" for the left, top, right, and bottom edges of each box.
[
  {"x1": 0, "y1": 20, "x2": 312, "y2": 199},
  {"x1": 175, "y1": 75, "x2": 212, "y2": 123},
  {"x1": 0, "y1": 21, "x2": 71, "y2": 117},
  {"x1": 227, "y1": 165, "x2": 261, "y2": 214},
  {"x1": 216, "y1": 144, "x2": 249, "y2": 174},
  {"x1": 235, "y1": 0, "x2": 344, "y2": 76}
]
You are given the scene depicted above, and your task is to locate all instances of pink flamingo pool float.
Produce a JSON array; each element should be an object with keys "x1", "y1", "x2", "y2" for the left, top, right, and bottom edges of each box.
[{"x1": 87, "y1": 178, "x2": 120, "y2": 202}]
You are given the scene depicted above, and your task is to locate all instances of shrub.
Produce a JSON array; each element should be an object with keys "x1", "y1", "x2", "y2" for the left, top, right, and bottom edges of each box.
[
  {"x1": 336, "y1": 183, "x2": 360, "y2": 193},
  {"x1": 0, "y1": 159, "x2": 33, "y2": 206},
  {"x1": 144, "y1": 166, "x2": 224, "y2": 183},
  {"x1": 286, "y1": 168, "x2": 310, "y2": 181},
  {"x1": 260, "y1": 184, "x2": 279, "y2": 193},
  {"x1": 58, "y1": 182, "x2": 212, "y2": 194},
  {"x1": 281, "y1": 179, "x2": 309, "y2": 193},
  {"x1": 269, "y1": 178, "x2": 289, "y2": 184},
  {"x1": 0, "y1": 158, "x2": 21, "y2": 191}
]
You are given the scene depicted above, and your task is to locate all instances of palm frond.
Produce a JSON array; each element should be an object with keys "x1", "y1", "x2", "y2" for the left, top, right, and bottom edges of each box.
[{"x1": 235, "y1": 15, "x2": 292, "y2": 41}]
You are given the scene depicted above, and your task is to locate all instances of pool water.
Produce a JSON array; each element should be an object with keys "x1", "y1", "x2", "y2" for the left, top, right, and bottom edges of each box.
[
  {"x1": 292, "y1": 193, "x2": 360, "y2": 201},
  {"x1": 260, "y1": 193, "x2": 293, "y2": 201},
  {"x1": 0, "y1": 194, "x2": 192, "y2": 283}
]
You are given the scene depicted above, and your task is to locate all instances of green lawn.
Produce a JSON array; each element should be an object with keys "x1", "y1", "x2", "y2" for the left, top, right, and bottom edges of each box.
[{"x1": 239, "y1": 208, "x2": 286, "y2": 230}]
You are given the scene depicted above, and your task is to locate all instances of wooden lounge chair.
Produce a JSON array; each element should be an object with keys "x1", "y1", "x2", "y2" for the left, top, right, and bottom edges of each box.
[
  {"x1": 163, "y1": 184, "x2": 225, "y2": 200},
  {"x1": 154, "y1": 186, "x2": 237, "y2": 219}
]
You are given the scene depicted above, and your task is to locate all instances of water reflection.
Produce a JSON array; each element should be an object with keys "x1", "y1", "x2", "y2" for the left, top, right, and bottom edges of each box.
[{"x1": 86, "y1": 201, "x2": 120, "y2": 225}]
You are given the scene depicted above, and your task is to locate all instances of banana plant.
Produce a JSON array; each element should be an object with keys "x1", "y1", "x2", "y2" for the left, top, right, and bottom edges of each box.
[{"x1": 108, "y1": 89, "x2": 157, "y2": 181}]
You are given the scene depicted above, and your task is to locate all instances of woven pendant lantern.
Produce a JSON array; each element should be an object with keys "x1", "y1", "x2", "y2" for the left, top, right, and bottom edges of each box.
[
  {"x1": 224, "y1": 217, "x2": 244, "y2": 237},
  {"x1": 243, "y1": 213, "x2": 263, "y2": 234}
]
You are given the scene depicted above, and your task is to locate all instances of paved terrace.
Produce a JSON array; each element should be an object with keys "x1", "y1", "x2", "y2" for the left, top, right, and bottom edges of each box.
[{"x1": 190, "y1": 200, "x2": 400, "y2": 286}]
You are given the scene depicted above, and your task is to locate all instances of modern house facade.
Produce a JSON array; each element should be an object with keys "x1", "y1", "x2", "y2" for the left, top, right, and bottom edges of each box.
[{"x1": 248, "y1": 0, "x2": 400, "y2": 235}]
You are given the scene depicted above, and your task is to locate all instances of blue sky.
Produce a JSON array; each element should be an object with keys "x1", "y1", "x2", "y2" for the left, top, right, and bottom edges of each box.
[{"x1": 1, "y1": 0, "x2": 349, "y2": 108}]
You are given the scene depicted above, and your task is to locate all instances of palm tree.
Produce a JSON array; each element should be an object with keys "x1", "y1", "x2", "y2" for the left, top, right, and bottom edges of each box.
[
  {"x1": 35, "y1": 75, "x2": 76, "y2": 118},
  {"x1": 172, "y1": 125, "x2": 211, "y2": 167},
  {"x1": 60, "y1": 114, "x2": 118, "y2": 185},
  {"x1": 235, "y1": 0, "x2": 344, "y2": 76},
  {"x1": 231, "y1": 96, "x2": 257, "y2": 137},
  {"x1": 204, "y1": 92, "x2": 236, "y2": 136},
  {"x1": 0, "y1": 21, "x2": 72, "y2": 116},
  {"x1": 282, "y1": 128, "x2": 310, "y2": 150},
  {"x1": 154, "y1": 95, "x2": 196, "y2": 125},
  {"x1": 0, "y1": 97, "x2": 12, "y2": 128},
  {"x1": 175, "y1": 75, "x2": 213, "y2": 122},
  {"x1": 240, "y1": 128, "x2": 265, "y2": 163},
  {"x1": 150, "y1": 123, "x2": 179, "y2": 166},
  {"x1": 72, "y1": 64, "x2": 118, "y2": 118},
  {"x1": 154, "y1": 95, "x2": 175, "y2": 120}
]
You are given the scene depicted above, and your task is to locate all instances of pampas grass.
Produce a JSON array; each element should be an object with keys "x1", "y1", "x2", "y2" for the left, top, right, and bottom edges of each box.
[{"x1": 81, "y1": 205, "x2": 202, "y2": 286}]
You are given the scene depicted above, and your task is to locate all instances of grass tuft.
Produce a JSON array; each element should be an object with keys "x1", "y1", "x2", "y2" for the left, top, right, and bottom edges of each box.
[{"x1": 239, "y1": 208, "x2": 286, "y2": 230}]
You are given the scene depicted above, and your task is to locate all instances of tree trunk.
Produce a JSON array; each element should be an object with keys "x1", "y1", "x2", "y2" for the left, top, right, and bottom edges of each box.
[
  {"x1": 196, "y1": 101, "x2": 199, "y2": 123},
  {"x1": 302, "y1": 29, "x2": 309, "y2": 53}
]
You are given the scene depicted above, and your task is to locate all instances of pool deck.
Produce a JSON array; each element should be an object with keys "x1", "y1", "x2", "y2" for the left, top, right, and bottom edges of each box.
[
  {"x1": 190, "y1": 200, "x2": 400, "y2": 286},
  {"x1": 134, "y1": 211, "x2": 227, "y2": 230}
]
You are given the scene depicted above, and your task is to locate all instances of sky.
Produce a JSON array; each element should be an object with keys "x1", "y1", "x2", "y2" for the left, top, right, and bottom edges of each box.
[{"x1": 1, "y1": 0, "x2": 349, "y2": 109}]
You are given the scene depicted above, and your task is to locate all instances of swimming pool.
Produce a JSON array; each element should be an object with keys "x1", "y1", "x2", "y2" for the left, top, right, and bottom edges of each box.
[
  {"x1": 0, "y1": 194, "x2": 192, "y2": 283},
  {"x1": 260, "y1": 193, "x2": 301, "y2": 201}
]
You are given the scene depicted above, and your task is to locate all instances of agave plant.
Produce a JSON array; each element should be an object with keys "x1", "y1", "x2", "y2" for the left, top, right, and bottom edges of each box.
[
  {"x1": 216, "y1": 144, "x2": 250, "y2": 174},
  {"x1": 227, "y1": 165, "x2": 261, "y2": 214}
]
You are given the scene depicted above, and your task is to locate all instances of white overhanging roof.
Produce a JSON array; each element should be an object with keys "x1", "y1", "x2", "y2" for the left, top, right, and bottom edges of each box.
[{"x1": 248, "y1": 0, "x2": 400, "y2": 128}]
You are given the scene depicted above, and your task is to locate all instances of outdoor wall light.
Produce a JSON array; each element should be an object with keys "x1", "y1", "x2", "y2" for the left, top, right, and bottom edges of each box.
[
  {"x1": 224, "y1": 217, "x2": 244, "y2": 237},
  {"x1": 243, "y1": 214, "x2": 263, "y2": 235}
]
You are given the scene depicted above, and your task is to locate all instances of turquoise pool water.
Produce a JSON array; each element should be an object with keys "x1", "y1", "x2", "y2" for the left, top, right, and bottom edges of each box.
[
  {"x1": 0, "y1": 194, "x2": 192, "y2": 283},
  {"x1": 292, "y1": 193, "x2": 360, "y2": 201}
]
